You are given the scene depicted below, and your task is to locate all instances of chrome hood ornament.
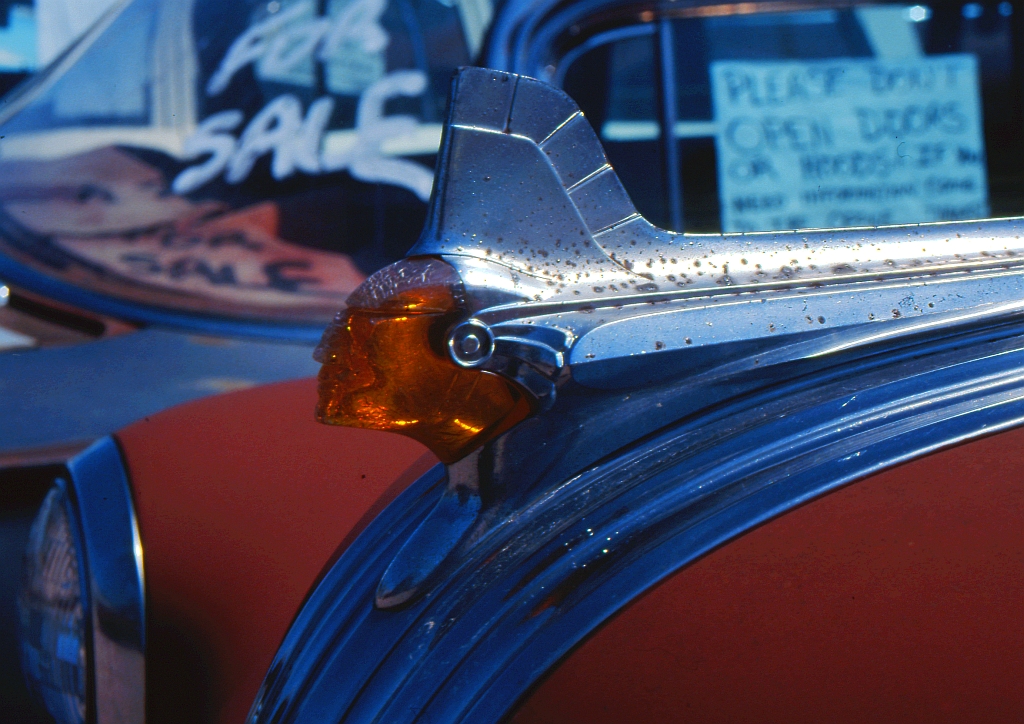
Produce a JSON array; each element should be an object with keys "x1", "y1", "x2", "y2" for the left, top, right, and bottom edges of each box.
[
  {"x1": 316, "y1": 66, "x2": 1024, "y2": 610},
  {"x1": 253, "y1": 68, "x2": 1024, "y2": 724},
  {"x1": 412, "y1": 67, "x2": 1024, "y2": 401}
]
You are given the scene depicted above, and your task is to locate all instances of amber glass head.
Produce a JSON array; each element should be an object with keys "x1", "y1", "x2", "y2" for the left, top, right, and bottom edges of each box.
[{"x1": 314, "y1": 257, "x2": 532, "y2": 463}]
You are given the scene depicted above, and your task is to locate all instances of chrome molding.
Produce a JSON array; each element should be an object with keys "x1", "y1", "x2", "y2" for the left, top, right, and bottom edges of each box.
[
  {"x1": 250, "y1": 68, "x2": 1024, "y2": 723},
  {"x1": 66, "y1": 437, "x2": 145, "y2": 724}
]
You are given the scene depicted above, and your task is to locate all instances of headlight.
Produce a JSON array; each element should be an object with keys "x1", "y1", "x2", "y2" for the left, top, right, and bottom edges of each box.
[
  {"x1": 17, "y1": 437, "x2": 146, "y2": 724},
  {"x1": 18, "y1": 483, "x2": 89, "y2": 724}
]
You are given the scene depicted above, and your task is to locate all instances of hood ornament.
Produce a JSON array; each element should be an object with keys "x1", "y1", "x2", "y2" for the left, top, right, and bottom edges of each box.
[
  {"x1": 316, "y1": 67, "x2": 1024, "y2": 608},
  {"x1": 410, "y1": 68, "x2": 1024, "y2": 395}
]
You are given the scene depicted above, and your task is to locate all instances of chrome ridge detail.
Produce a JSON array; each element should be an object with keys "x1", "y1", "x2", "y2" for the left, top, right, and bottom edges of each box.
[
  {"x1": 66, "y1": 438, "x2": 145, "y2": 724},
  {"x1": 447, "y1": 319, "x2": 572, "y2": 408}
]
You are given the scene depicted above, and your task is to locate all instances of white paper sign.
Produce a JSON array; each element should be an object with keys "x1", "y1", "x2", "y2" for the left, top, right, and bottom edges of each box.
[{"x1": 711, "y1": 55, "x2": 988, "y2": 232}]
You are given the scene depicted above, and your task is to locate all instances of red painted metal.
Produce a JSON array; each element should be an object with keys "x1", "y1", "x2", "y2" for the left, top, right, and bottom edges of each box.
[
  {"x1": 117, "y1": 378, "x2": 1024, "y2": 723},
  {"x1": 116, "y1": 378, "x2": 437, "y2": 724},
  {"x1": 511, "y1": 428, "x2": 1024, "y2": 724}
]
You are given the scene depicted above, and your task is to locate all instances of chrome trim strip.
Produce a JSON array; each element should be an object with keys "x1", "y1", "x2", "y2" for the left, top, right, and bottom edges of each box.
[
  {"x1": 249, "y1": 319, "x2": 1024, "y2": 724},
  {"x1": 67, "y1": 437, "x2": 145, "y2": 724}
]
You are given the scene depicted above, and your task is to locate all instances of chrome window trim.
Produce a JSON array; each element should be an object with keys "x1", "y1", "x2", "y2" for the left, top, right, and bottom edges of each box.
[
  {"x1": 495, "y1": 0, "x2": 888, "y2": 78},
  {"x1": 65, "y1": 437, "x2": 145, "y2": 724},
  {"x1": 658, "y1": 17, "x2": 683, "y2": 230},
  {"x1": 550, "y1": 22, "x2": 654, "y2": 88}
]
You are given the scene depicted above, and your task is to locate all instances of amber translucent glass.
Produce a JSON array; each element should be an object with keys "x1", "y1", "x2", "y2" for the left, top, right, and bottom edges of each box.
[{"x1": 315, "y1": 257, "x2": 532, "y2": 464}]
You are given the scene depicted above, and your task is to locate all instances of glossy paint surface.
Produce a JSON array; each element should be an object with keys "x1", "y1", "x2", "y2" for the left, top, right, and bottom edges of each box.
[
  {"x1": 511, "y1": 427, "x2": 1024, "y2": 723},
  {"x1": 115, "y1": 378, "x2": 435, "y2": 724},
  {"x1": 0, "y1": 329, "x2": 319, "y2": 461}
]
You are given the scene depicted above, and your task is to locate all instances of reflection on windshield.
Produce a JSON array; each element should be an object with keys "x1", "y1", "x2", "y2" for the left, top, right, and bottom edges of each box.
[
  {"x1": 174, "y1": 68, "x2": 436, "y2": 200},
  {"x1": 0, "y1": 147, "x2": 364, "y2": 311},
  {"x1": 0, "y1": 0, "x2": 483, "y2": 326},
  {"x1": 713, "y1": 54, "x2": 987, "y2": 232},
  {"x1": 562, "y1": 2, "x2": 1020, "y2": 236}
]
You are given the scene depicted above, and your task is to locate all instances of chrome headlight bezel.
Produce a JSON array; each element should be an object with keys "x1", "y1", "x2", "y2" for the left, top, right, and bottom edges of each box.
[
  {"x1": 19, "y1": 478, "x2": 92, "y2": 724},
  {"x1": 18, "y1": 437, "x2": 145, "y2": 724}
]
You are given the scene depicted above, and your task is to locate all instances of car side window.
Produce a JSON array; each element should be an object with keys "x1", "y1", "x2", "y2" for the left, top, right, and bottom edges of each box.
[
  {"x1": 0, "y1": 0, "x2": 487, "y2": 326},
  {"x1": 560, "y1": 2, "x2": 1021, "y2": 235}
]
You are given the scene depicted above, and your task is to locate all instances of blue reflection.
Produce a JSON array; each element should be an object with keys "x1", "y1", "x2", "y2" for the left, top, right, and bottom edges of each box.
[
  {"x1": 0, "y1": 5, "x2": 37, "y2": 72},
  {"x1": 963, "y1": 3, "x2": 984, "y2": 19}
]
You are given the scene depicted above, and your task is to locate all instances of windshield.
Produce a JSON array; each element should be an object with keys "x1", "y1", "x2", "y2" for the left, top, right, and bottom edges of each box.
[
  {"x1": 0, "y1": 0, "x2": 488, "y2": 327},
  {"x1": 560, "y1": 1, "x2": 1021, "y2": 234}
]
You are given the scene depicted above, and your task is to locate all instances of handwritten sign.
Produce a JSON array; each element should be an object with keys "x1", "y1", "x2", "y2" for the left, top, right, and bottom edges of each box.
[
  {"x1": 174, "y1": 0, "x2": 438, "y2": 200},
  {"x1": 710, "y1": 55, "x2": 988, "y2": 232}
]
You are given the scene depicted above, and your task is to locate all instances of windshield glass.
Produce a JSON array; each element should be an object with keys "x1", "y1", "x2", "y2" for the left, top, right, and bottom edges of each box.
[
  {"x1": 561, "y1": 1, "x2": 1021, "y2": 234},
  {"x1": 0, "y1": 0, "x2": 488, "y2": 326}
]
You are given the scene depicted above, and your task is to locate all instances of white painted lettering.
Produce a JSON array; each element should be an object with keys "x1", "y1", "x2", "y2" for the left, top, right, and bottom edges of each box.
[
  {"x1": 261, "y1": 16, "x2": 331, "y2": 80},
  {"x1": 171, "y1": 111, "x2": 244, "y2": 194},
  {"x1": 205, "y1": 0, "x2": 311, "y2": 96},
  {"x1": 287, "y1": 96, "x2": 335, "y2": 175},
  {"x1": 174, "y1": 72, "x2": 435, "y2": 201},
  {"x1": 330, "y1": 70, "x2": 434, "y2": 200},
  {"x1": 227, "y1": 94, "x2": 304, "y2": 183},
  {"x1": 180, "y1": 0, "x2": 441, "y2": 200},
  {"x1": 322, "y1": 0, "x2": 389, "y2": 55},
  {"x1": 206, "y1": 0, "x2": 390, "y2": 98}
]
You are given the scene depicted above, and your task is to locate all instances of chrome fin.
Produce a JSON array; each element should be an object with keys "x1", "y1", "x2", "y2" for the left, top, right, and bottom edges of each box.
[{"x1": 410, "y1": 68, "x2": 644, "y2": 298}]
